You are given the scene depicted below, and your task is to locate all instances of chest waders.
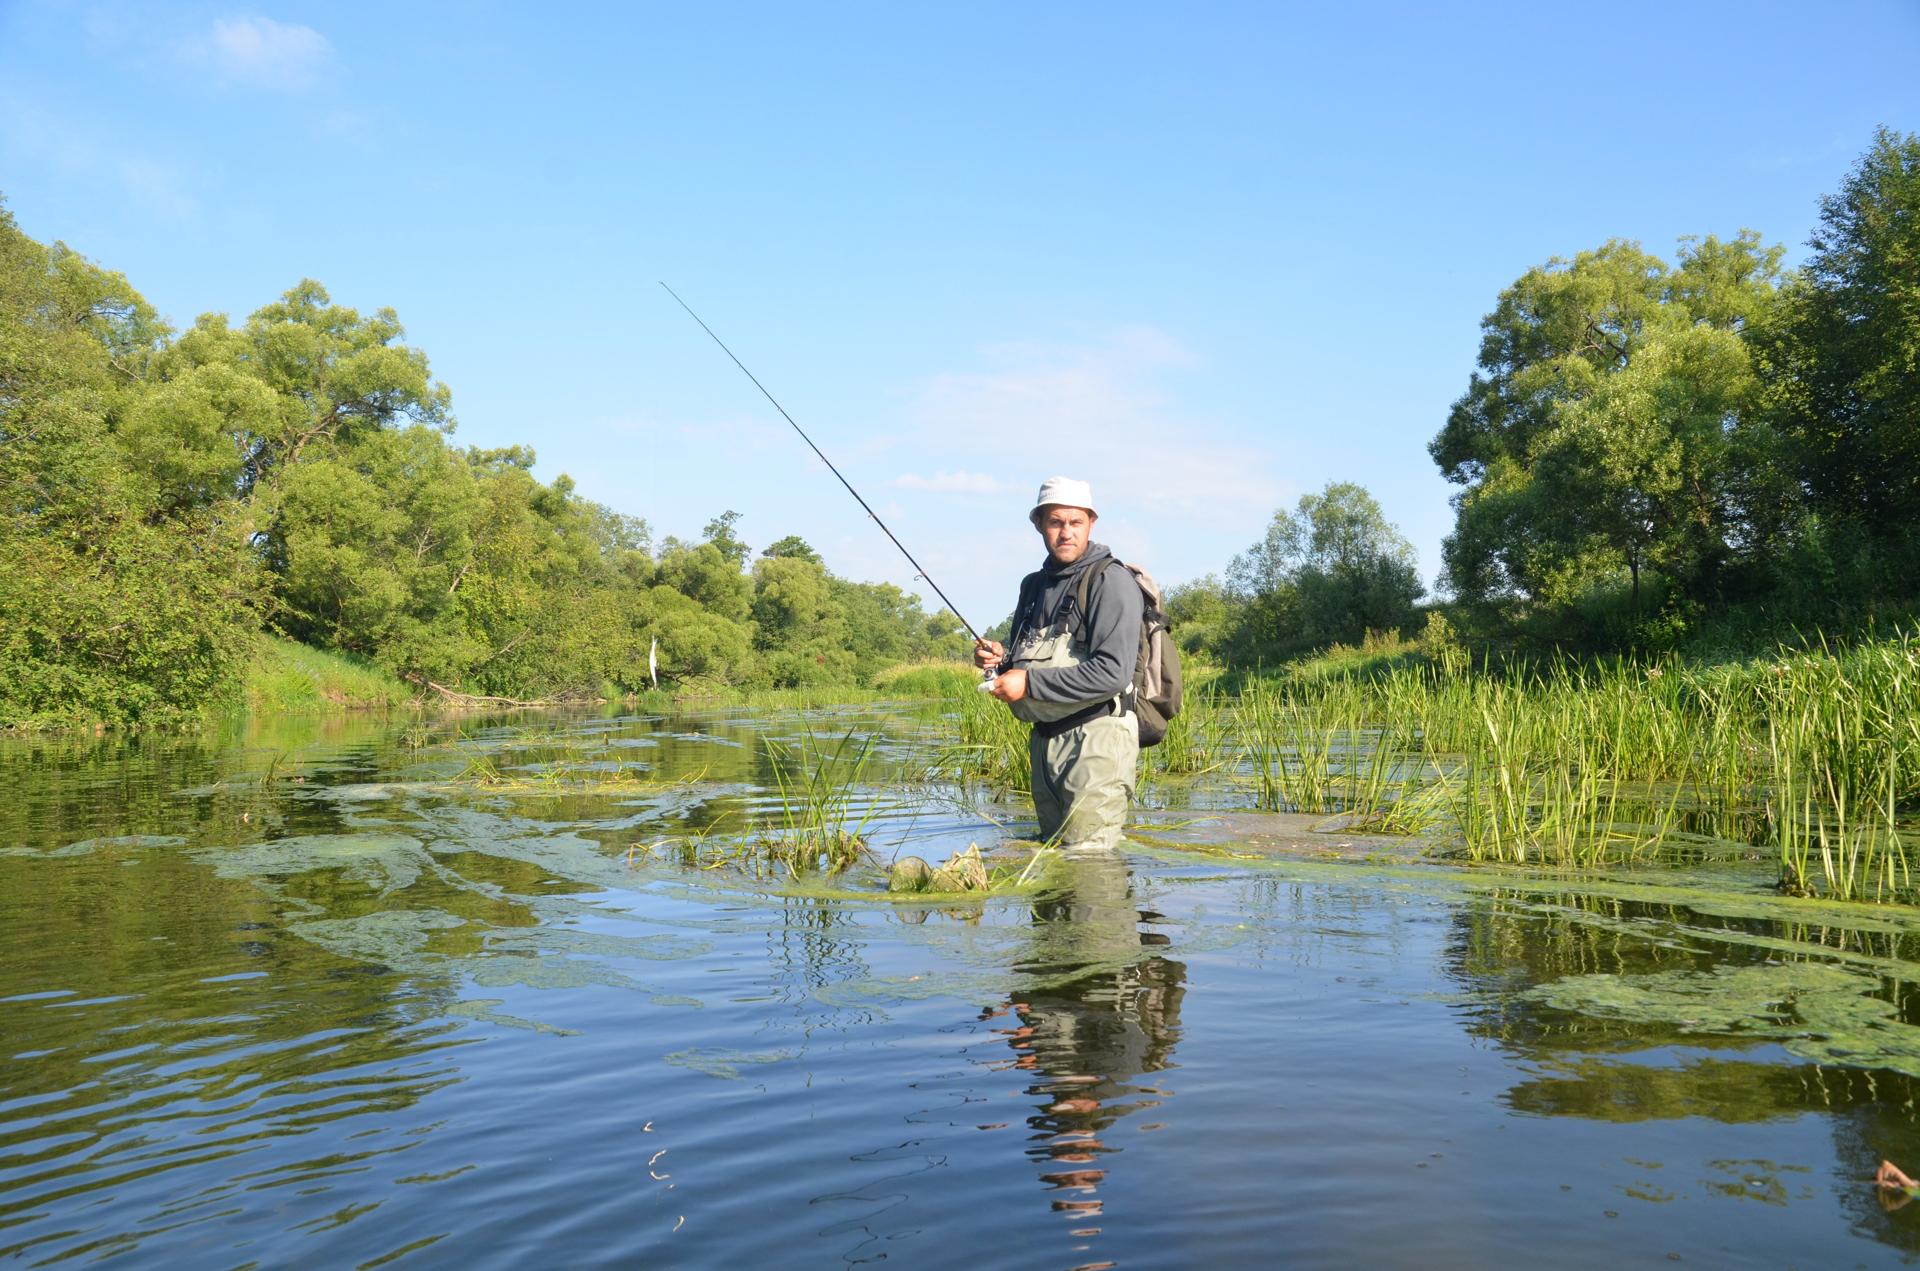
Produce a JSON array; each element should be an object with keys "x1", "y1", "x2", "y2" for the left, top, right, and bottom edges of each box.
[{"x1": 1004, "y1": 567, "x2": 1139, "y2": 848}]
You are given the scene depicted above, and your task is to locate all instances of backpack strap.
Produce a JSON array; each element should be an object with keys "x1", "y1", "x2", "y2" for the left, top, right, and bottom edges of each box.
[
  {"x1": 1074, "y1": 557, "x2": 1140, "y2": 717},
  {"x1": 1069, "y1": 557, "x2": 1133, "y2": 639}
]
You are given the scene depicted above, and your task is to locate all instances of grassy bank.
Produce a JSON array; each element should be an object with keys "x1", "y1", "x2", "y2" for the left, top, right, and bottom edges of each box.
[
  {"x1": 244, "y1": 636, "x2": 419, "y2": 715},
  {"x1": 870, "y1": 660, "x2": 981, "y2": 696}
]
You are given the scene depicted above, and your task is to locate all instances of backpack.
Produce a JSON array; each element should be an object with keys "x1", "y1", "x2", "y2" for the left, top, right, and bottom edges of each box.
[{"x1": 1073, "y1": 558, "x2": 1184, "y2": 747}]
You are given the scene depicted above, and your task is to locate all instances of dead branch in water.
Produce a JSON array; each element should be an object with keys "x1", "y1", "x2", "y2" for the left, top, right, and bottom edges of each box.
[{"x1": 404, "y1": 674, "x2": 598, "y2": 708}]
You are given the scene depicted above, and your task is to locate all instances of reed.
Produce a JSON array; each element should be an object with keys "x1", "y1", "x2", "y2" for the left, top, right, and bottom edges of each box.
[
  {"x1": 1148, "y1": 686, "x2": 1229, "y2": 778},
  {"x1": 755, "y1": 727, "x2": 886, "y2": 875},
  {"x1": 1238, "y1": 679, "x2": 1434, "y2": 831},
  {"x1": 929, "y1": 629, "x2": 1920, "y2": 901},
  {"x1": 934, "y1": 684, "x2": 1031, "y2": 792}
]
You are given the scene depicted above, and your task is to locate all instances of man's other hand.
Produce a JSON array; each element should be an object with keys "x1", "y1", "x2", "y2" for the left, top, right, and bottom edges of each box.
[{"x1": 987, "y1": 668, "x2": 1028, "y2": 703}]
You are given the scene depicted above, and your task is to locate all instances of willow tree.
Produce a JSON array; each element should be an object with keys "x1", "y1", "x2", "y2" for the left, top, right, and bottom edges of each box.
[
  {"x1": 1431, "y1": 233, "x2": 1781, "y2": 617},
  {"x1": 0, "y1": 202, "x2": 258, "y2": 725},
  {"x1": 1755, "y1": 128, "x2": 1920, "y2": 596}
]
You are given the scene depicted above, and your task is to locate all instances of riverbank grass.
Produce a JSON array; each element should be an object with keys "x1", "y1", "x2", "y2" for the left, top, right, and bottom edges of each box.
[
  {"x1": 871, "y1": 660, "x2": 981, "y2": 696},
  {"x1": 244, "y1": 636, "x2": 417, "y2": 715}
]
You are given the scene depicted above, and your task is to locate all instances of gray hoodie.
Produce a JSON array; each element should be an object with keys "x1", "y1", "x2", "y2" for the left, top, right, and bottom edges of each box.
[{"x1": 1007, "y1": 543, "x2": 1143, "y2": 712}]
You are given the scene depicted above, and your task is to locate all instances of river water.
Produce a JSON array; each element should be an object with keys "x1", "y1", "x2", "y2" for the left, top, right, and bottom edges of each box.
[{"x1": 6, "y1": 703, "x2": 1920, "y2": 1267}]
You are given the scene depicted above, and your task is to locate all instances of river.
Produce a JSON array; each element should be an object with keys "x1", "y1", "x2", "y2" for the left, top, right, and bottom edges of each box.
[{"x1": 4, "y1": 703, "x2": 1920, "y2": 1267}]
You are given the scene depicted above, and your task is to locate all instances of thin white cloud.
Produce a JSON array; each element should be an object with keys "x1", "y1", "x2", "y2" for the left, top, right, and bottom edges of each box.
[
  {"x1": 186, "y1": 15, "x2": 333, "y2": 90},
  {"x1": 113, "y1": 153, "x2": 198, "y2": 221},
  {"x1": 891, "y1": 470, "x2": 1007, "y2": 494},
  {"x1": 0, "y1": 99, "x2": 199, "y2": 221},
  {"x1": 907, "y1": 326, "x2": 1288, "y2": 529}
]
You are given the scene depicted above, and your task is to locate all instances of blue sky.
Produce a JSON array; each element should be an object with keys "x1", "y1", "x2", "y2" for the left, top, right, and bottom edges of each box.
[{"x1": 4, "y1": 1, "x2": 1917, "y2": 629}]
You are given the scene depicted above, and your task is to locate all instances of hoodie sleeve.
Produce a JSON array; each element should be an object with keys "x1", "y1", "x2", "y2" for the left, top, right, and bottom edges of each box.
[{"x1": 1025, "y1": 561, "x2": 1142, "y2": 706}]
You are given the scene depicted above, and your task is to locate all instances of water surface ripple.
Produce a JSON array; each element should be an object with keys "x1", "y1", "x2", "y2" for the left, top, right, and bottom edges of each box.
[{"x1": 5, "y1": 705, "x2": 1920, "y2": 1266}]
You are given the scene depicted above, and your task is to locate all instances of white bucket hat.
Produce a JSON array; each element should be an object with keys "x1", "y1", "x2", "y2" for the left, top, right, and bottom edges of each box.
[{"x1": 1029, "y1": 476, "x2": 1096, "y2": 523}]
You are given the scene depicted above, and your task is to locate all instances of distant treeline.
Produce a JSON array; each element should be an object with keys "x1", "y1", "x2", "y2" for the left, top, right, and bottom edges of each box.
[
  {"x1": 0, "y1": 215, "x2": 966, "y2": 728},
  {"x1": 1169, "y1": 127, "x2": 1920, "y2": 665}
]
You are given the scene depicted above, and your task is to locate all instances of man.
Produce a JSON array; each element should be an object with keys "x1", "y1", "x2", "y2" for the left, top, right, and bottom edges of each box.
[{"x1": 974, "y1": 477, "x2": 1143, "y2": 848}]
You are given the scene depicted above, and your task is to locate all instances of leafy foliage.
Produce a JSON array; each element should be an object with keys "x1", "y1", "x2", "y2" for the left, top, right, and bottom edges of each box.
[
  {"x1": 0, "y1": 201, "x2": 968, "y2": 727},
  {"x1": 1426, "y1": 128, "x2": 1920, "y2": 649},
  {"x1": 1429, "y1": 233, "x2": 1781, "y2": 618},
  {"x1": 1218, "y1": 481, "x2": 1423, "y2": 660}
]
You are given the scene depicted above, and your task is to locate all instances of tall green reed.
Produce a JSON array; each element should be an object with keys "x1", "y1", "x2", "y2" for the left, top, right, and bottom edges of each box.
[{"x1": 756, "y1": 727, "x2": 886, "y2": 876}]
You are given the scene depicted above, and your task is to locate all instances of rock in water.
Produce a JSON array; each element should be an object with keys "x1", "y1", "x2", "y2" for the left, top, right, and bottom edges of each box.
[{"x1": 889, "y1": 856, "x2": 933, "y2": 893}]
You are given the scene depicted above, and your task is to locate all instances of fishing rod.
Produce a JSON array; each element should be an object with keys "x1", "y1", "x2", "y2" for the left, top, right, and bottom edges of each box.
[{"x1": 660, "y1": 282, "x2": 983, "y2": 643}]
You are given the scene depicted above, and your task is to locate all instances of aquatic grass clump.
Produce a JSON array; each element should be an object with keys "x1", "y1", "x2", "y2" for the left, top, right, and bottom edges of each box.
[
  {"x1": 1239, "y1": 679, "x2": 1435, "y2": 832},
  {"x1": 457, "y1": 751, "x2": 507, "y2": 786},
  {"x1": 1763, "y1": 648, "x2": 1916, "y2": 902},
  {"x1": 755, "y1": 727, "x2": 887, "y2": 876},
  {"x1": 1449, "y1": 696, "x2": 1687, "y2": 867},
  {"x1": 870, "y1": 660, "x2": 982, "y2": 697},
  {"x1": 921, "y1": 628, "x2": 1920, "y2": 901}
]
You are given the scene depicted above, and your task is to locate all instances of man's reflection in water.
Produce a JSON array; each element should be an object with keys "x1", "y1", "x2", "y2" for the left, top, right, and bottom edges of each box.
[{"x1": 984, "y1": 848, "x2": 1185, "y2": 1249}]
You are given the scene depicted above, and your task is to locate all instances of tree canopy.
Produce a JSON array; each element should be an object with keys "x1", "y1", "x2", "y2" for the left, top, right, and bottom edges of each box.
[
  {"x1": 1218, "y1": 481, "x2": 1424, "y2": 658},
  {"x1": 1426, "y1": 128, "x2": 1920, "y2": 647},
  {"x1": 0, "y1": 202, "x2": 968, "y2": 728}
]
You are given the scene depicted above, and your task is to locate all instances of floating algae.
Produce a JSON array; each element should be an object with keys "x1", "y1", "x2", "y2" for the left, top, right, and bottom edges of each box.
[
  {"x1": 196, "y1": 833, "x2": 435, "y2": 896},
  {"x1": 291, "y1": 908, "x2": 470, "y2": 965},
  {"x1": 810, "y1": 969, "x2": 1037, "y2": 1008},
  {"x1": 414, "y1": 806, "x2": 641, "y2": 891},
  {"x1": 3, "y1": 833, "x2": 187, "y2": 858},
  {"x1": 1521, "y1": 962, "x2": 1920, "y2": 1077},
  {"x1": 469, "y1": 955, "x2": 644, "y2": 991},
  {"x1": 663, "y1": 1046, "x2": 799, "y2": 1079},
  {"x1": 445, "y1": 998, "x2": 582, "y2": 1035},
  {"x1": 484, "y1": 927, "x2": 712, "y2": 963}
]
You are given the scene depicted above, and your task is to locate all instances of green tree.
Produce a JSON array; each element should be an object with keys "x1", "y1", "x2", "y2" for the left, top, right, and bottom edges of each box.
[
  {"x1": 274, "y1": 425, "x2": 482, "y2": 680},
  {"x1": 760, "y1": 533, "x2": 822, "y2": 563},
  {"x1": 752, "y1": 554, "x2": 831, "y2": 644},
  {"x1": 157, "y1": 281, "x2": 450, "y2": 500},
  {"x1": 1430, "y1": 233, "x2": 1781, "y2": 617},
  {"x1": 1163, "y1": 574, "x2": 1238, "y2": 659},
  {"x1": 702, "y1": 509, "x2": 749, "y2": 566},
  {"x1": 0, "y1": 200, "x2": 256, "y2": 726},
  {"x1": 116, "y1": 364, "x2": 275, "y2": 514},
  {"x1": 1227, "y1": 482, "x2": 1423, "y2": 652},
  {"x1": 657, "y1": 540, "x2": 752, "y2": 624},
  {"x1": 1755, "y1": 128, "x2": 1920, "y2": 590}
]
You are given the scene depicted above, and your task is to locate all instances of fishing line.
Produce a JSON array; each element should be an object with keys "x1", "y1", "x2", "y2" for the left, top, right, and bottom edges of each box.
[{"x1": 660, "y1": 282, "x2": 982, "y2": 642}]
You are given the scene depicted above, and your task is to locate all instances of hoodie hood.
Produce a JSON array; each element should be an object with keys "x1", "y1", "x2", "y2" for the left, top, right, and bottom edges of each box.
[{"x1": 1040, "y1": 541, "x2": 1111, "y2": 582}]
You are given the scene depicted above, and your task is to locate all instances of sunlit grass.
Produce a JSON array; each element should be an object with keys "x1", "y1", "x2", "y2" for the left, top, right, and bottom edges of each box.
[
  {"x1": 244, "y1": 635, "x2": 417, "y2": 715},
  {"x1": 935, "y1": 628, "x2": 1920, "y2": 902}
]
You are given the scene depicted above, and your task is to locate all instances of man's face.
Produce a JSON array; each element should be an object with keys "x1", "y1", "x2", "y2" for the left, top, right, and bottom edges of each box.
[{"x1": 1035, "y1": 505, "x2": 1095, "y2": 565}]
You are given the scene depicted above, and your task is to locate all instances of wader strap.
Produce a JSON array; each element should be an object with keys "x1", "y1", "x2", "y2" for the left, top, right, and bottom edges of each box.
[{"x1": 1028, "y1": 558, "x2": 1130, "y2": 738}]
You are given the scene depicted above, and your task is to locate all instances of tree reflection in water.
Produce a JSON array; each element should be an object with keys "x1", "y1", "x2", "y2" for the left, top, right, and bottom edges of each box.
[
  {"x1": 984, "y1": 848, "x2": 1185, "y2": 1251},
  {"x1": 1443, "y1": 886, "x2": 1920, "y2": 1257}
]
